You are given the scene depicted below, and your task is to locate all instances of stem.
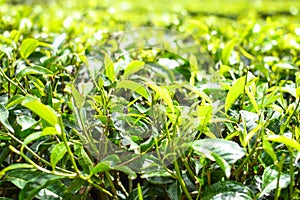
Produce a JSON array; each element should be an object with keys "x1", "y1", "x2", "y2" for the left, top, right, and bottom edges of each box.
[
  {"x1": 183, "y1": 157, "x2": 196, "y2": 183},
  {"x1": 174, "y1": 158, "x2": 193, "y2": 200},
  {"x1": 288, "y1": 147, "x2": 294, "y2": 199},
  {"x1": 280, "y1": 99, "x2": 300, "y2": 135},
  {"x1": 275, "y1": 154, "x2": 285, "y2": 200},
  {"x1": 105, "y1": 171, "x2": 119, "y2": 200},
  {"x1": 87, "y1": 179, "x2": 114, "y2": 198},
  {"x1": 196, "y1": 158, "x2": 207, "y2": 200},
  {"x1": 75, "y1": 104, "x2": 99, "y2": 158},
  {"x1": 6, "y1": 130, "x2": 73, "y2": 174},
  {"x1": 58, "y1": 115, "x2": 80, "y2": 175},
  {"x1": 234, "y1": 140, "x2": 258, "y2": 179},
  {"x1": 0, "y1": 68, "x2": 27, "y2": 94},
  {"x1": 9, "y1": 145, "x2": 77, "y2": 178}
]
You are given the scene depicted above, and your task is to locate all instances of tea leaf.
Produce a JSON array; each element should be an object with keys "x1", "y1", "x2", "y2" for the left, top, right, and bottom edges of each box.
[
  {"x1": 202, "y1": 181, "x2": 254, "y2": 200},
  {"x1": 50, "y1": 143, "x2": 67, "y2": 169},
  {"x1": 192, "y1": 139, "x2": 245, "y2": 164},
  {"x1": 0, "y1": 104, "x2": 14, "y2": 133},
  {"x1": 259, "y1": 166, "x2": 290, "y2": 198},
  {"x1": 147, "y1": 83, "x2": 174, "y2": 112},
  {"x1": 267, "y1": 135, "x2": 300, "y2": 151},
  {"x1": 104, "y1": 54, "x2": 115, "y2": 82},
  {"x1": 123, "y1": 60, "x2": 145, "y2": 79},
  {"x1": 20, "y1": 38, "x2": 39, "y2": 59},
  {"x1": 225, "y1": 76, "x2": 246, "y2": 112},
  {"x1": 117, "y1": 80, "x2": 150, "y2": 100},
  {"x1": 21, "y1": 95, "x2": 59, "y2": 126}
]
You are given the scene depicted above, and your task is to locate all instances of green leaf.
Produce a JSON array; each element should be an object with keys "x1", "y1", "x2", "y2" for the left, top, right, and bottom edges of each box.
[
  {"x1": 17, "y1": 115, "x2": 37, "y2": 131},
  {"x1": 23, "y1": 127, "x2": 59, "y2": 145},
  {"x1": 80, "y1": 147, "x2": 94, "y2": 172},
  {"x1": 266, "y1": 135, "x2": 300, "y2": 151},
  {"x1": 6, "y1": 169, "x2": 68, "y2": 200},
  {"x1": 6, "y1": 95, "x2": 25, "y2": 109},
  {"x1": 296, "y1": 87, "x2": 300, "y2": 99},
  {"x1": 21, "y1": 95, "x2": 59, "y2": 127},
  {"x1": 101, "y1": 154, "x2": 121, "y2": 166},
  {"x1": 244, "y1": 124, "x2": 262, "y2": 146},
  {"x1": 50, "y1": 143, "x2": 67, "y2": 169},
  {"x1": 113, "y1": 165, "x2": 137, "y2": 179},
  {"x1": 262, "y1": 139, "x2": 277, "y2": 162},
  {"x1": 166, "y1": 180, "x2": 181, "y2": 200},
  {"x1": 211, "y1": 152, "x2": 231, "y2": 179},
  {"x1": 137, "y1": 183, "x2": 144, "y2": 200},
  {"x1": 66, "y1": 178, "x2": 85, "y2": 194},
  {"x1": 221, "y1": 38, "x2": 236, "y2": 65},
  {"x1": 78, "y1": 82, "x2": 93, "y2": 97},
  {"x1": 90, "y1": 161, "x2": 111, "y2": 175},
  {"x1": 20, "y1": 38, "x2": 39, "y2": 59},
  {"x1": 19, "y1": 173, "x2": 64, "y2": 200},
  {"x1": 117, "y1": 80, "x2": 150, "y2": 100},
  {"x1": 296, "y1": 72, "x2": 300, "y2": 86},
  {"x1": 197, "y1": 105, "x2": 213, "y2": 128},
  {"x1": 17, "y1": 66, "x2": 53, "y2": 80},
  {"x1": 0, "y1": 164, "x2": 33, "y2": 179},
  {"x1": 147, "y1": 83, "x2": 174, "y2": 112},
  {"x1": 0, "y1": 104, "x2": 14, "y2": 133},
  {"x1": 104, "y1": 53, "x2": 115, "y2": 82},
  {"x1": 202, "y1": 181, "x2": 254, "y2": 200},
  {"x1": 189, "y1": 54, "x2": 198, "y2": 72},
  {"x1": 225, "y1": 76, "x2": 246, "y2": 112},
  {"x1": 192, "y1": 139, "x2": 245, "y2": 165},
  {"x1": 71, "y1": 85, "x2": 85, "y2": 108},
  {"x1": 123, "y1": 60, "x2": 145, "y2": 79},
  {"x1": 90, "y1": 155, "x2": 125, "y2": 175},
  {"x1": 245, "y1": 86, "x2": 259, "y2": 112},
  {"x1": 259, "y1": 166, "x2": 290, "y2": 198}
]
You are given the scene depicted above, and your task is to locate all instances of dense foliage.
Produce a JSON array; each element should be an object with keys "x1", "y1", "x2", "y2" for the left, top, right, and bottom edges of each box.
[{"x1": 0, "y1": 0, "x2": 300, "y2": 199}]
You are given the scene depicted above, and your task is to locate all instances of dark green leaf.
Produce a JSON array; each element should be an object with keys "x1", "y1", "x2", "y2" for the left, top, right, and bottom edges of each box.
[
  {"x1": 192, "y1": 139, "x2": 245, "y2": 165},
  {"x1": 259, "y1": 166, "x2": 290, "y2": 198},
  {"x1": 19, "y1": 173, "x2": 64, "y2": 200},
  {"x1": 202, "y1": 181, "x2": 254, "y2": 200}
]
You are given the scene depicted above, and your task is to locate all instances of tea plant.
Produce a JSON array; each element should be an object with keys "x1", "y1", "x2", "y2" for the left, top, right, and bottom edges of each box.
[{"x1": 0, "y1": 0, "x2": 300, "y2": 199}]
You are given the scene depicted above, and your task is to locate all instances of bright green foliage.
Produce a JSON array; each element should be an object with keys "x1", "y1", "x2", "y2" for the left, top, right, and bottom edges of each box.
[{"x1": 0, "y1": 0, "x2": 300, "y2": 199}]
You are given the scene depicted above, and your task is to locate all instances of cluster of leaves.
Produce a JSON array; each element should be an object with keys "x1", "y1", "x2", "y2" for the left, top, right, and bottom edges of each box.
[{"x1": 0, "y1": 0, "x2": 300, "y2": 199}]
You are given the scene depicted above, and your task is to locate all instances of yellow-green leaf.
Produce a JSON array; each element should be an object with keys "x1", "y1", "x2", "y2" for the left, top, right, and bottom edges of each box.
[
  {"x1": 147, "y1": 83, "x2": 174, "y2": 112},
  {"x1": 104, "y1": 54, "x2": 115, "y2": 82},
  {"x1": 20, "y1": 38, "x2": 39, "y2": 59},
  {"x1": 222, "y1": 38, "x2": 236, "y2": 65},
  {"x1": 225, "y1": 76, "x2": 246, "y2": 112},
  {"x1": 117, "y1": 80, "x2": 150, "y2": 100},
  {"x1": 267, "y1": 135, "x2": 300, "y2": 151},
  {"x1": 21, "y1": 95, "x2": 58, "y2": 126},
  {"x1": 123, "y1": 60, "x2": 145, "y2": 79}
]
